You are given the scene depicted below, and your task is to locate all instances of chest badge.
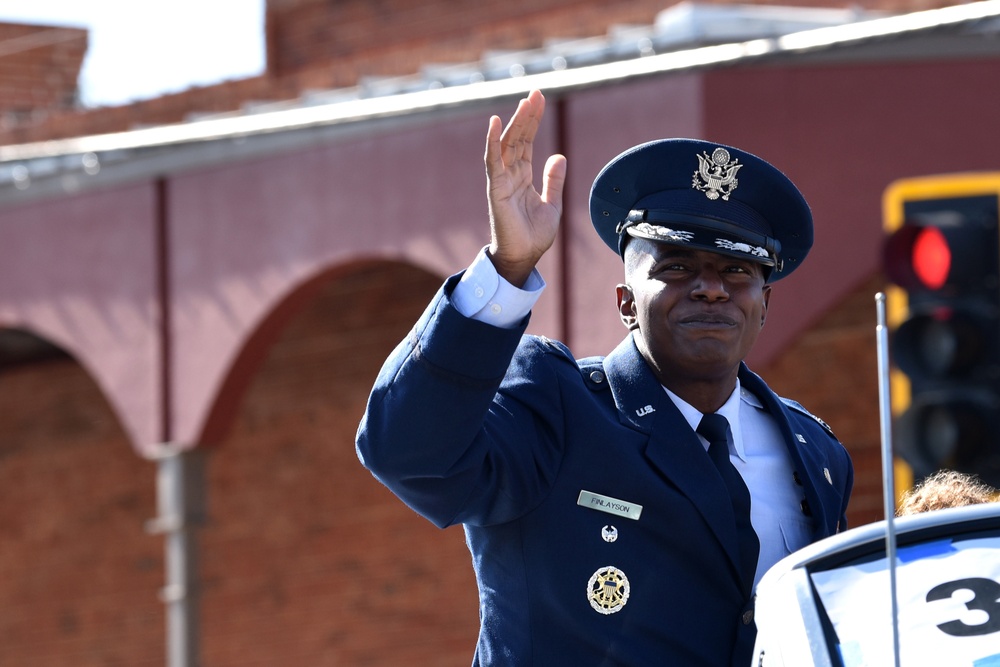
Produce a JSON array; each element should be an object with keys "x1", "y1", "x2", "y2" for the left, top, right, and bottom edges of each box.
[
  {"x1": 588, "y1": 565, "x2": 630, "y2": 615},
  {"x1": 602, "y1": 525, "x2": 618, "y2": 543}
]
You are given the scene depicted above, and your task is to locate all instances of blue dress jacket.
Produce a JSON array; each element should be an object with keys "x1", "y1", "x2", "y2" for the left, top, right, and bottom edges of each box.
[{"x1": 357, "y1": 274, "x2": 854, "y2": 667}]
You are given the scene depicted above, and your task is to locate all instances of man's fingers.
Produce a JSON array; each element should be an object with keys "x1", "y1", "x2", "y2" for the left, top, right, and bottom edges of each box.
[
  {"x1": 499, "y1": 91, "x2": 545, "y2": 165},
  {"x1": 500, "y1": 97, "x2": 530, "y2": 164},
  {"x1": 485, "y1": 90, "x2": 551, "y2": 202},
  {"x1": 541, "y1": 154, "x2": 567, "y2": 210},
  {"x1": 520, "y1": 91, "x2": 545, "y2": 165},
  {"x1": 484, "y1": 115, "x2": 504, "y2": 179}
]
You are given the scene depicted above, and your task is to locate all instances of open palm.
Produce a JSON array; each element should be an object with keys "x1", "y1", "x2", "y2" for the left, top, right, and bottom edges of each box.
[{"x1": 485, "y1": 90, "x2": 567, "y2": 287}]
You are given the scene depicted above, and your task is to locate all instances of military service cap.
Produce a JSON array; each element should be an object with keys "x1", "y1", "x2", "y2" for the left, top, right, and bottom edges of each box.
[{"x1": 589, "y1": 138, "x2": 813, "y2": 281}]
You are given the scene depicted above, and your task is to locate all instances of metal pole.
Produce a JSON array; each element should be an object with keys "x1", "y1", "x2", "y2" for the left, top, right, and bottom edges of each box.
[
  {"x1": 146, "y1": 444, "x2": 205, "y2": 667},
  {"x1": 875, "y1": 293, "x2": 901, "y2": 667}
]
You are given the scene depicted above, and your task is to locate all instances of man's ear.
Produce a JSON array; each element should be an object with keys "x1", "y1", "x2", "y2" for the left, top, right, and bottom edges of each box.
[
  {"x1": 760, "y1": 285, "x2": 772, "y2": 328},
  {"x1": 616, "y1": 284, "x2": 638, "y2": 330}
]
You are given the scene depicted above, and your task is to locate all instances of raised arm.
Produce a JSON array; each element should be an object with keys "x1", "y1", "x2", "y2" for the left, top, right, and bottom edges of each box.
[
  {"x1": 484, "y1": 90, "x2": 567, "y2": 287},
  {"x1": 357, "y1": 91, "x2": 570, "y2": 527}
]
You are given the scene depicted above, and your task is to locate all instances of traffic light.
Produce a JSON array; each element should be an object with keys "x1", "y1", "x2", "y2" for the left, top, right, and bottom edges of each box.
[{"x1": 883, "y1": 173, "x2": 1000, "y2": 488}]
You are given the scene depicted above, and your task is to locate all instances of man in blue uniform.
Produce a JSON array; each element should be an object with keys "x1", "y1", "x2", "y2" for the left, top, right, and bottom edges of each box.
[{"x1": 357, "y1": 89, "x2": 853, "y2": 666}]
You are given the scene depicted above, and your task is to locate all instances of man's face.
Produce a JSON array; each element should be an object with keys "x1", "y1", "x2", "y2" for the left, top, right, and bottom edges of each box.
[{"x1": 617, "y1": 238, "x2": 771, "y2": 388}]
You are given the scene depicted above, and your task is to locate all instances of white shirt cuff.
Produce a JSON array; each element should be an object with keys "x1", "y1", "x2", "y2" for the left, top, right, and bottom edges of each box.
[{"x1": 452, "y1": 247, "x2": 545, "y2": 328}]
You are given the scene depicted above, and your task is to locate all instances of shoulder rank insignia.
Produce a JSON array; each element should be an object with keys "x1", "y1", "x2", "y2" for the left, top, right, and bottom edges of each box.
[
  {"x1": 780, "y1": 398, "x2": 837, "y2": 439},
  {"x1": 693, "y1": 147, "x2": 742, "y2": 201},
  {"x1": 588, "y1": 565, "x2": 630, "y2": 614}
]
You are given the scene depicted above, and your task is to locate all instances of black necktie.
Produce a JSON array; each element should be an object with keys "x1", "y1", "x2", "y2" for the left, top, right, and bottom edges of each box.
[{"x1": 697, "y1": 413, "x2": 760, "y2": 598}]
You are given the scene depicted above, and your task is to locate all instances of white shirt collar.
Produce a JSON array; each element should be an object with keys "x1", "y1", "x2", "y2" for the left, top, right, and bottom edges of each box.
[{"x1": 664, "y1": 379, "x2": 749, "y2": 462}]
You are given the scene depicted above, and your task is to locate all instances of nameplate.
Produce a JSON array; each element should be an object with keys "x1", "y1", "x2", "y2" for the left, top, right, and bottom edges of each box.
[{"x1": 577, "y1": 490, "x2": 643, "y2": 520}]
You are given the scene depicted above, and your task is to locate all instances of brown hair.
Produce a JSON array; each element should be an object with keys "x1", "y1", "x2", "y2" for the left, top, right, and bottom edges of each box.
[{"x1": 897, "y1": 469, "x2": 998, "y2": 516}]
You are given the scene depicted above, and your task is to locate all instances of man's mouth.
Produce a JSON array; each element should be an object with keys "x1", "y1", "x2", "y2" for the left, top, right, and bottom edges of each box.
[{"x1": 679, "y1": 313, "x2": 738, "y2": 328}]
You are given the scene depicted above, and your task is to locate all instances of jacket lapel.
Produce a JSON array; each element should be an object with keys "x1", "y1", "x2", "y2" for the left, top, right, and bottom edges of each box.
[
  {"x1": 738, "y1": 365, "x2": 838, "y2": 540},
  {"x1": 603, "y1": 334, "x2": 743, "y2": 583}
]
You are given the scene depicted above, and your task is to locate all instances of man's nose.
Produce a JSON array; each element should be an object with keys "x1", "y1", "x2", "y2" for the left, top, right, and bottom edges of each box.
[{"x1": 692, "y1": 269, "x2": 728, "y2": 300}]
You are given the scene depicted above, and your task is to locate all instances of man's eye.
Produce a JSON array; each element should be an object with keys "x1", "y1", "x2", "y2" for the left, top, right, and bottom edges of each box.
[{"x1": 654, "y1": 263, "x2": 688, "y2": 274}]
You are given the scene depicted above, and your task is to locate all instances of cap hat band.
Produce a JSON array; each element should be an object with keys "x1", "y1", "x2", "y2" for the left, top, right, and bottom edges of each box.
[{"x1": 619, "y1": 209, "x2": 783, "y2": 270}]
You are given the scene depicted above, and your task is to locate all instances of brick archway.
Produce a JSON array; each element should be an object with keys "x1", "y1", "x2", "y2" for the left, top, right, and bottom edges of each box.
[{"x1": 199, "y1": 260, "x2": 481, "y2": 665}]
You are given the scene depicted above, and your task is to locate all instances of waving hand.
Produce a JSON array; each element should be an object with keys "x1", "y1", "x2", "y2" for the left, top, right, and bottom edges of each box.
[{"x1": 484, "y1": 90, "x2": 567, "y2": 287}]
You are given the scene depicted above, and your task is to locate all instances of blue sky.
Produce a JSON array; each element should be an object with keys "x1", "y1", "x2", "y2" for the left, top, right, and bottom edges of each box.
[{"x1": 0, "y1": 0, "x2": 266, "y2": 107}]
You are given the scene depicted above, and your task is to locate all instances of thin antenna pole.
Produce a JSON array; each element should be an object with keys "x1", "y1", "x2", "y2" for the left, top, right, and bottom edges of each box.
[{"x1": 875, "y1": 292, "x2": 902, "y2": 667}]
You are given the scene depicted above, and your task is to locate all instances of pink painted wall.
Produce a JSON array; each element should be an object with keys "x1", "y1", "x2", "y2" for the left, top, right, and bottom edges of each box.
[{"x1": 0, "y1": 185, "x2": 164, "y2": 451}]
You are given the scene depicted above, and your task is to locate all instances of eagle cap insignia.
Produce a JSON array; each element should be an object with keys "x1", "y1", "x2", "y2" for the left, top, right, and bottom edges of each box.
[{"x1": 693, "y1": 147, "x2": 742, "y2": 201}]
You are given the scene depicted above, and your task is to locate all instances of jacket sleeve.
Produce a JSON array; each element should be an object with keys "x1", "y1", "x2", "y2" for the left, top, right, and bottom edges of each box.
[{"x1": 356, "y1": 273, "x2": 568, "y2": 529}]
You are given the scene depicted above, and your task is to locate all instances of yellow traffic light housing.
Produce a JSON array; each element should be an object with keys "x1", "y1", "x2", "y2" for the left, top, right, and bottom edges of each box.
[{"x1": 883, "y1": 173, "x2": 1000, "y2": 487}]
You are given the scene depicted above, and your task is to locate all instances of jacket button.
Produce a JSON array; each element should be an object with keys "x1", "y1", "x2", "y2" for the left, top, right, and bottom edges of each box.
[
  {"x1": 589, "y1": 370, "x2": 605, "y2": 384},
  {"x1": 742, "y1": 609, "x2": 754, "y2": 625},
  {"x1": 801, "y1": 499, "x2": 812, "y2": 517}
]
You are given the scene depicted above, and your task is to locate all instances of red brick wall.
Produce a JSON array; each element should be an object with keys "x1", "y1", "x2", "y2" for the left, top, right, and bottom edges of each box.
[
  {"x1": 0, "y1": 22, "x2": 86, "y2": 130},
  {"x1": 0, "y1": 357, "x2": 163, "y2": 666},
  {"x1": 267, "y1": 0, "x2": 670, "y2": 77}
]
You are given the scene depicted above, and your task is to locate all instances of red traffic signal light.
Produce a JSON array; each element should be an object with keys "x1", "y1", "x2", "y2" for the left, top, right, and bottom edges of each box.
[
  {"x1": 884, "y1": 206, "x2": 998, "y2": 295},
  {"x1": 884, "y1": 225, "x2": 950, "y2": 290},
  {"x1": 910, "y1": 226, "x2": 950, "y2": 290}
]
